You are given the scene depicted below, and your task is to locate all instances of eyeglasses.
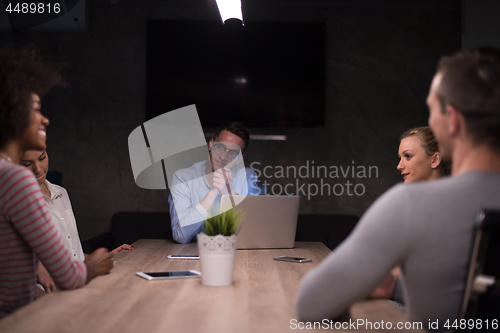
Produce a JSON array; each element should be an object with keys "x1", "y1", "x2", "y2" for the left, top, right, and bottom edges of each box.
[{"x1": 212, "y1": 143, "x2": 241, "y2": 161}]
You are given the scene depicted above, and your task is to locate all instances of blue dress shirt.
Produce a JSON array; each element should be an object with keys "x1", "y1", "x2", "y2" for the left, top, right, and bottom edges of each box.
[{"x1": 169, "y1": 161, "x2": 259, "y2": 243}]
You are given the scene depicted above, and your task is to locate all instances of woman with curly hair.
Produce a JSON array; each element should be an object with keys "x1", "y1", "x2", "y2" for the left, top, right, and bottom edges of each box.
[{"x1": 0, "y1": 46, "x2": 114, "y2": 318}]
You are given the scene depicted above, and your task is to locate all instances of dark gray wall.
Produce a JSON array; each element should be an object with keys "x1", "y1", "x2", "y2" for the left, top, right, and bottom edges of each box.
[{"x1": 6, "y1": 4, "x2": 460, "y2": 241}]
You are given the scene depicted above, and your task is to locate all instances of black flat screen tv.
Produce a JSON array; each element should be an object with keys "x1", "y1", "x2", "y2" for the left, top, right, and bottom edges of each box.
[{"x1": 146, "y1": 20, "x2": 325, "y2": 127}]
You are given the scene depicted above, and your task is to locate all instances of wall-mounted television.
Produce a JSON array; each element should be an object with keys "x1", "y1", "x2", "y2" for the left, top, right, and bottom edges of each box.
[{"x1": 146, "y1": 20, "x2": 325, "y2": 127}]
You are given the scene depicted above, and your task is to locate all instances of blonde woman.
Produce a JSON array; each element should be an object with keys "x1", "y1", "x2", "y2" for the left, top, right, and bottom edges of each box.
[
  {"x1": 397, "y1": 126, "x2": 450, "y2": 184},
  {"x1": 371, "y1": 126, "x2": 450, "y2": 302}
]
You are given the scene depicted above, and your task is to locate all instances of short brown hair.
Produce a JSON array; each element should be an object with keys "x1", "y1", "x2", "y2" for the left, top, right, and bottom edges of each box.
[
  {"x1": 214, "y1": 122, "x2": 250, "y2": 152},
  {"x1": 401, "y1": 126, "x2": 451, "y2": 176},
  {"x1": 0, "y1": 45, "x2": 64, "y2": 149},
  {"x1": 436, "y1": 47, "x2": 500, "y2": 153}
]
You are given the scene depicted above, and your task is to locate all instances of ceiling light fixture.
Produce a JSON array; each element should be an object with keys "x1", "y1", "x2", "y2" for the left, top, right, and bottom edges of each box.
[{"x1": 216, "y1": 0, "x2": 244, "y2": 25}]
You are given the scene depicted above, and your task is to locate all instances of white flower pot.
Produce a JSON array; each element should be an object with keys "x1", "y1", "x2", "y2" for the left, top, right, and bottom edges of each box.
[{"x1": 197, "y1": 233, "x2": 237, "y2": 286}]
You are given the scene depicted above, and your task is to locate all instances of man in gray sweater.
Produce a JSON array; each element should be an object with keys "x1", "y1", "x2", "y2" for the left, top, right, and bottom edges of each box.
[{"x1": 296, "y1": 48, "x2": 500, "y2": 331}]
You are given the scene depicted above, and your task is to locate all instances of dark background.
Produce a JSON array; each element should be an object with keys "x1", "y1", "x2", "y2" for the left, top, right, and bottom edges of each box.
[{"x1": 0, "y1": 0, "x2": 464, "y2": 241}]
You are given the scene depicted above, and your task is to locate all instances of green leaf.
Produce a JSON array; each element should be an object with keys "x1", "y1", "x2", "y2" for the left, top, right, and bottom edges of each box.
[{"x1": 202, "y1": 209, "x2": 244, "y2": 236}]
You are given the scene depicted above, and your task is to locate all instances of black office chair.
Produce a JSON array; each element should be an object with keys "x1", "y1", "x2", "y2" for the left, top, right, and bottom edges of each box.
[
  {"x1": 81, "y1": 232, "x2": 114, "y2": 253},
  {"x1": 460, "y1": 210, "x2": 500, "y2": 329},
  {"x1": 110, "y1": 211, "x2": 173, "y2": 248},
  {"x1": 295, "y1": 214, "x2": 359, "y2": 251}
]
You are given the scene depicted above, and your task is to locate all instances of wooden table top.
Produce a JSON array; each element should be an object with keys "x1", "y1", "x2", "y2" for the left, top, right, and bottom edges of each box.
[{"x1": 0, "y1": 240, "x2": 426, "y2": 333}]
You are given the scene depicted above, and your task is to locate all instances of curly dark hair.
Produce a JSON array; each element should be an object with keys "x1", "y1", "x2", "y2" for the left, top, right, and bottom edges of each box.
[{"x1": 0, "y1": 45, "x2": 64, "y2": 149}]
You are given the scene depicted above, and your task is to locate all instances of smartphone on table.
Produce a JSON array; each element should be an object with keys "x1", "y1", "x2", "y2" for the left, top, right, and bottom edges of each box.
[
  {"x1": 167, "y1": 255, "x2": 199, "y2": 260},
  {"x1": 273, "y1": 256, "x2": 312, "y2": 263},
  {"x1": 136, "y1": 270, "x2": 201, "y2": 280}
]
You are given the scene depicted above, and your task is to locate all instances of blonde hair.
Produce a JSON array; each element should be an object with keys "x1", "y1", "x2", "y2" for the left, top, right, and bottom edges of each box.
[{"x1": 400, "y1": 126, "x2": 451, "y2": 176}]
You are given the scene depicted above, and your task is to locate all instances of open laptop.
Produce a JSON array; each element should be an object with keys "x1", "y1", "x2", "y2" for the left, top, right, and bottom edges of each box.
[{"x1": 220, "y1": 195, "x2": 300, "y2": 249}]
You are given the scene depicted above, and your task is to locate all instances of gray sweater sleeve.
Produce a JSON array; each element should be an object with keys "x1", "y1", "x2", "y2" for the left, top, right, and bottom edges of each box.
[{"x1": 296, "y1": 184, "x2": 411, "y2": 321}]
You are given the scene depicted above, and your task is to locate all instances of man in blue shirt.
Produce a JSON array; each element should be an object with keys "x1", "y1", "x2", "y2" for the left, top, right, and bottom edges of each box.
[{"x1": 169, "y1": 122, "x2": 259, "y2": 243}]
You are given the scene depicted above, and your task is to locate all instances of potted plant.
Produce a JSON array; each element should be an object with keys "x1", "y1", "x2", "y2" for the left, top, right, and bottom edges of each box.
[{"x1": 197, "y1": 209, "x2": 243, "y2": 286}]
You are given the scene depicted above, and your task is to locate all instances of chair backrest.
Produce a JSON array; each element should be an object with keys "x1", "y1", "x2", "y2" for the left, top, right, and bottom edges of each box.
[
  {"x1": 461, "y1": 210, "x2": 500, "y2": 324},
  {"x1": 295, "y1": 214, "x2": 359, "y2": 250},
  {"x1": 111, "y1": 212, "x2": 172, "y2": 247}
]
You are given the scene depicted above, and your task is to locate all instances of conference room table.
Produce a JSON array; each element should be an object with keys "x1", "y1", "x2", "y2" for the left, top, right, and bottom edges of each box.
[{"x1": 0, "y1": 240, "x2": 427, "y2": 333}]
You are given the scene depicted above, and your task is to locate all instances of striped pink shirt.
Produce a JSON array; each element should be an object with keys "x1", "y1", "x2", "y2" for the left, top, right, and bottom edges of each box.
[{"x1": 0, "y1": 160, "x2": 87, "y2": 318}]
